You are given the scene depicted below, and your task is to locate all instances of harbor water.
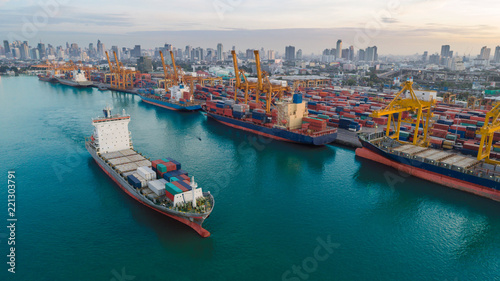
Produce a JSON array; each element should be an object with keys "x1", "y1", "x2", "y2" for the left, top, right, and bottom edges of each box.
[{"x1": 1, "y1": 76, "x2": 500, "y2": 280}]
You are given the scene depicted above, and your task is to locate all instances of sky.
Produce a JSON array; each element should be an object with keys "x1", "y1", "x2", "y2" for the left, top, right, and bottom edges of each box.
[{"x1": 1, "y1": 0, "x2": 499, "y2": 56}]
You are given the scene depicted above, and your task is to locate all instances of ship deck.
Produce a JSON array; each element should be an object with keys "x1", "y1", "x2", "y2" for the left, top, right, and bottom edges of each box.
[{"x1": 364, "y1": 133, "x2": 500, "y2": 180}]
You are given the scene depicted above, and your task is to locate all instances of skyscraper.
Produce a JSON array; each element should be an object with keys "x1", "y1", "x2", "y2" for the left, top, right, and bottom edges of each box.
[
  {"x1": 285, "y1": 46, "x2": 295, "y2": 60},
  {"x1": 267, "y1": 50, "x2": 275, "y2": 60},
  {"x1": 20, "y1": 41, "x2": 29, "y2": 60},
  {"x1": 111, "y1": 46, "x2": 120, "y2": 60},
  {"x1": 422, "y1": 51, "x2": 428, "y2": 62},
  {"x1": 3, "y1": 40, "x2": 10, "y2": 54},
  {"x1": 132, "y1": 45, "x2": 141, "y2": 57},
  {"x1": 493, "y1": 46, "x2": 500, "y2": 63},
  {"x1": 440, "y1": 45, "x2": 450, "y2": 58},
  {"x1": 217, "y1": 43, "x2": 223, "y2": 61},
  {"x1": 480, "y1": 46, "x2": 491, "y2": 60},
  {"x1": 97, "y1": 39, "x2": 104, "y2": 58},
  {"x1": 37, "y1": 42, "x2": 46, "y2": 59},
  {"x1": 336, "y1": 40, "x2": 342, "y2": 59},
  {"x1": 296, "y1": 49, "x2": 302, "y2": 60}
]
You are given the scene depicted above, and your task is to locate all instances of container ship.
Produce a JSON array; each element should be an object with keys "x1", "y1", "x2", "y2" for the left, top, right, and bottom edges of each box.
[
  {"x1": 37, "y1": 73, "x2": 59, "y2": 83},
  {"x1": 138, "y1": 83, "x2": 202, "y2": 111},
  {"x1": 354, "y1": 79, "x2": 500, "y2": 202},
  {"x1": 356, "y1": 132, "x2": 500, "y2": 201},
  {"x1": 85, "y1": 107, "x2": 214, "y2": 237},
  {"x1": 205, "y1": 94, "x2": 337, "y2": 145},
  {"x1": 57, "y1": 69, "x2": 93, "y2": 87}
]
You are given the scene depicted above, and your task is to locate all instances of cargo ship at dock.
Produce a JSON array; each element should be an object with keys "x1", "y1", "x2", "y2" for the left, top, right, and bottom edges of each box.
[
  {"x1": 205, "y1": 94, "x2": 337, "y2": 145},
  {"x1": 57, "y1": 69, "x2": 93, "y2": 87},
  {"x1": 139, "y1": 83, "x2": 202, "y2": 111},
  {"x1": 85, "y1": 106, "x2": 214, "y2": 237},
  {"x1": 356, "y1": 132, "x2": 500, "y2": 201}
]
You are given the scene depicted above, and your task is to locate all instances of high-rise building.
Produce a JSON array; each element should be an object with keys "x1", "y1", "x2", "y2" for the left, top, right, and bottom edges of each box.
[
  {"x1": 296, "y1": 49, "x2": 302, "y2": 60},
  {"x1": 285, "y1": 45, "x2": 295, "y2": 60},
  {"x1": 336, "y1": 40, "x2": 342, "y2": 59},
  {"x1": 267, "y1": 50, "x2": 275, "y2": 60},
  {"x1": 111, "y1": 46, "x2": 120, "y2": 60},
  {"x1": 97, "y1": 39, "x2": 104, "y2": 58},
  {"x1": 217, "y1": 43, "x2": 223, "y2": 61},
  {"x1": 132, "y1": 45, "x2": 141, "y2": 57},
  {"x1": 246, "y1": 49, "x2": 254, "y2": 59},
  {"x1": 30, "y1": 48, "x2": 39, "y2": 60},
  {"x1": 480, "y1": 46, "x2": 491, "y2": 60},
  {"x1": 440, "y1": 45, "x2": 452, "y2": 65},
  {"x1": 422, "y1": 51, "x2": 428, "y2": 62},
  {"x1": 429, "y1": 53, "x2": 440, "y2": 64},
  {"x1": 357, "y1": 49, "x2": 365, "y2": 61},
  {"x1": 185, "y1": 46, "x2": 192, "y2": 60},
  {"x1": 37, "y1": 43, "x2": 46, "y2": 59},
  {"x1": 3, "y1": 40, "x2": 10, "y2": 54},
  {"x1": 137, "y1": 56, "x2": 153, "y2": 73},
  {"x1": 440, "y1": 45, "x2": 450, "y2": 58},
  {"x1": 365, "y1": 46, "x2": 378, "y2": 62},
  {"x1": 20, "y1": 41, "x2": 29, "y2": 60},
  {"x1": 348, "y1": 46, "x2": 354, "y2": 61},
  {"x1": 493, "y1": 46, "x2": 500, "y2": 63}
]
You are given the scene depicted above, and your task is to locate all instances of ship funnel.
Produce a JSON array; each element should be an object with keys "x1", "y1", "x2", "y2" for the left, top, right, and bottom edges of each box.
[
  {"x1": 103, "y1": 105, "x2": 112, "y2": 118},
  {"x1": 122, "y1": 109, "x2": 126, "y2": 116}
]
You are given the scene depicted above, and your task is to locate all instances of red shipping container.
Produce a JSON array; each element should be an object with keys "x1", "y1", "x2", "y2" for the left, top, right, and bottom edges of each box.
[
  {"x1": 166, "y1": 162, "x2": 177, "y2": 172},
  {"x1": 172, "y1": 181, "x2": 188, "y2": 192},
  {"x1": 165, "y1": 190, "x2": 174, "y2": 201},
  {"x1": 151, "y1": 159, "x2": 163, "y2": 170}
]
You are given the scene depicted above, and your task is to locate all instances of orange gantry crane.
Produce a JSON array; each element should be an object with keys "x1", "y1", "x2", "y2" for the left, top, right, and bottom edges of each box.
[{"x1": 105, "y1": 51, "x2": 136, "y2": 90}]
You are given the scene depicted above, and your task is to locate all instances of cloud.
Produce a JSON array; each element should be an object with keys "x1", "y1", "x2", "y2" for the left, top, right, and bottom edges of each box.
[{"x1": 381, "y1": 17, "x2": 399, "y2": 24}]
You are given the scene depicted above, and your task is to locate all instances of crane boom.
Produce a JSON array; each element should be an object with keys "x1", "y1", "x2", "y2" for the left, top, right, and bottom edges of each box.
[
  {"x1": 159, "y1": 51, "x2": 168, "y2": 90},
  {"x1": 169, "y1": 51, "x2": 178, "y2": 85},
  {"x1": 231, "y1": 50, "x2": 241, "y2": 88}
]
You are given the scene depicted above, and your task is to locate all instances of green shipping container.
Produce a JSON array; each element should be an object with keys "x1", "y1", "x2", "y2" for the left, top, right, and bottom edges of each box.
[
  {"x1": 161, "y1": 158, "x2": 170, "y2": 163},
  {"x1": 494, "y1": 147, "x2": 500, "y2": 153},
  {"x1": 399, "y1": 131, "x2": 410, "y2": 137},
  {"x1": 165, "y1": 182, "x2": 182, "y2": 195},
  {"x1": 446, "y1": 134, "x2": 457, "y2": 141},
  {"x1": 170, "y1": 177, "x2": 179, "y2": 182},
  {"x1": 157, "y1": 163, "x2": 167, "y2": 173}
]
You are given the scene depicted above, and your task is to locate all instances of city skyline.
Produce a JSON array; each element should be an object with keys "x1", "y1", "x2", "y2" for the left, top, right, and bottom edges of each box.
[{"x1": 1, "y1": 0, "x2": 500, "y2": 55}]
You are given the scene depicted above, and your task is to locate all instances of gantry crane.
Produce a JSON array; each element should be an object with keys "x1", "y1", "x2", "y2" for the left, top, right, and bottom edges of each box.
[
  {"x1": 467, "y1": 96, "x2": 481, "y2": 110},
  {"x1": 105, "y1": 51, "x2": 136, "y2": 90},
  {"x1": 477, "y1": 102, "x2": 500, "y2": 165},
  {"x1": 159, "y1": 51, "x2": 174, "y2": 90},
  {"x1": 371, "y1": 80, "x2": 436, "y2": 147},
  {"x1": 443, "y1": 92, "x2": 456, "y2": 104},
  {"x1": 254, "y1": 50, "x2": 289, "y2": 113},
  {"x1": 231, "y1": 50, "x2": 258, "y2": 104}
]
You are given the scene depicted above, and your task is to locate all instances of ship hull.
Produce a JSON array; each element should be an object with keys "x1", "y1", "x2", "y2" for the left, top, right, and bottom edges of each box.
[
  {"x1": 38, "y1": 76, "x2": 58, "y2": 83},
  {"x1": 207, "y1": 112, "x2": 337, "y2": 145},
  {"x1": 57, "y1": 78, "x2": 93, "y2": 87},
  {"x1": 86, "y1": 143, "x2": 212, "y2": 237},
  {"x1": 140, "y1": 95, "x2": 202, "y2": 111},
  {"x1": 356, "y1": 138, "x2": 500, "y2": 202}
]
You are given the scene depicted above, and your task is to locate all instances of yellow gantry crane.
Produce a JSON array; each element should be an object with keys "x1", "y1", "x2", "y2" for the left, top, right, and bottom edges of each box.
[
  {"x1": 104, "y1": 51, "x2": 136, "y2": 90},
  {"x1": 467, "y1": 96, "x2": 481, "y2": 110},
  {"x1": 159, "y1": 51, "x2": 174, "y2": 90},
  {"x1": 443, "y1": 92, "x2": 456, "y2": 104},
  {"x1": 231, "y1": 50, "x2": 258, "y2": 104},
  {"x1": 371, "y1": 80, "x2": 436, "y2": 147},
  {"x1": 254, "y1": 50, "x2": 289, "y2": 113},
  {"x1": 477, "y1": 102, "x2": 500, "y2": 165}
]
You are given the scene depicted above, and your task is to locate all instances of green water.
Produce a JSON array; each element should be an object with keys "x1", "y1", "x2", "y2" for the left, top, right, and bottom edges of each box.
[{"x1": 1, "y1": 76, "x2": 500, "y2": 281}]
